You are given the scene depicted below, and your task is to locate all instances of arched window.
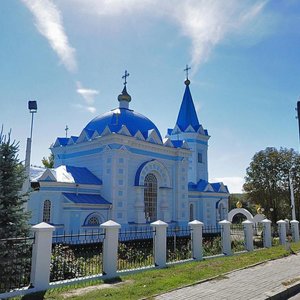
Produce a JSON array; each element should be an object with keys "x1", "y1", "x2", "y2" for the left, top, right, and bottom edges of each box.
[
  {"x1": 144, "y1": 173, "x2": 157, "y2": 222},
  {"x1": 87, "y1": 216, "x2": 100, "y2": 226},
  {"x1": 189, "y1": 203, "x2": 194, "y2": 222},
  {"x1": 43, "y1": 200, "x2": 51, "y2": 223}
]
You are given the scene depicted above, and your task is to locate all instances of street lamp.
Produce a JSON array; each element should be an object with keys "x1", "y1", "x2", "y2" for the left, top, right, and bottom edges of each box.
[
  {"x1": 22, "y1": 101, "x2": 38, "y2": 207},
  {"x1": 289, "y1": 168, "x2": 296, "y2": 221}
]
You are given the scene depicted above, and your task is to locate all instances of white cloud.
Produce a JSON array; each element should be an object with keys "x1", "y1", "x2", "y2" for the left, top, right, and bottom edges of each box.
[
  {"x1": 74, "y1": 103, "x2": 96, "y2": 114},
  {"x1": 210, "y1": 176, "x2": 245, "y2": 194},
  {"x1": 76, "y1": 81, "x2": 99, "y2": 113},
  {"x1": 22, "y1": 0, "x2": 77, "y2": 72},
  {"x1": 66, "y1": 0, "x2": 268, "y2": 72},
  {"x1": 168, "y1": 0, "x2": 268, "y2": 72}
]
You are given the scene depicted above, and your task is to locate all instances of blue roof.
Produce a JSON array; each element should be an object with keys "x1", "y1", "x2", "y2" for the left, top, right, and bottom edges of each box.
[
  {"x1": 83, "y1": 108, "x2": 162, "y2": 141},
  {"x1": 171, "y1": 140, "x2": 184, "y2": 148},
  {"x1": 65, "y1": 166, "x2": 102, "y2": 185},
  {"x1": 175, "y1": 84, "x2": 200, "y2": 132},
  {"x1": 63, "y1": 193, "x2": 111, "y2": 205},
  {"x1": 57, "y1": 137, "x2": 69, "y2": 146},
  {"x1": 189, "y1": 179, "x2": 229, "y2": 193}
]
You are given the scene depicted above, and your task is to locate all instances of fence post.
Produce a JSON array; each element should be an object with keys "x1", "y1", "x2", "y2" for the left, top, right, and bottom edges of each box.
[
  {"x1": 277, "y1": 220, "x2": 287, "y2": 245},
  {"x1": 100, "y1": 220, "x2": 121, "y2": 278},
  {"x1": 151, "y1": 220, "x2": 168, "y2": 268},
  {"x1": 30, "y1": 222, "x2": 55, "y2": 291},
  {"x1": 261, "y1": 219, "x2": 272, "y2": 248},
  {"x1": 290, "y1": 220, "x2": 300, "y2": 242},
  {"x1": 219, "y1": 220, "x2": 232, "y2": 256},
  {"x1": 242, "y1": 220, "x2": 253, "y2": 251},
  {"x1": 188, "y1": 220, "x2": 203, "y2": 260}
]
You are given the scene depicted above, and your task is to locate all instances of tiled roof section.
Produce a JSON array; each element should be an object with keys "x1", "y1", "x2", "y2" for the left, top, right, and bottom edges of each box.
[
  {"x1": 65, "y1": 166, "x2": 102, "y2": 185},
  {"x1": 62, "y1": 193, "x2": 111, "y2": 205},
  {"x1": 189, "y1": 180, "x2": 229, "y2": 193}
]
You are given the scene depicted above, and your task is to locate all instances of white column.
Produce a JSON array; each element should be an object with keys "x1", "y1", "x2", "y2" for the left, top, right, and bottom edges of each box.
[
  {"x1": 30, "y1": 222, "x2": 55, "y2": 291},
  {"x1": 151, "y1": 220, "x2": 168, "y2": 268},
  {"x1": 290, "y1": 220, "x2": 300, "y2": 242},
  {"x1": 100, "y1": 220, "x2": 121, "y2": 278},
  {"x1": 160, "y1": 188, "x2": 171, "y2": 222},
  {"x1": 219, "y1": 220, "x2": 232, "y2": 256},
  {"x1": 189, "y1": 220, "x2": 203, "y2": 260},
  {"x1": 277, "y1": 220, "x2": 287, "y2": 245},
  {"x1": 242, "y1": 220, "x2": 254, "y2": 251},
  {"x1": 261, "y1": 219, "x2": 272, "y2": 248}
]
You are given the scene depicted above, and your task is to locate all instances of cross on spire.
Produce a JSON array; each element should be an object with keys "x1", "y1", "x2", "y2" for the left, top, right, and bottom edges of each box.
[
  {"x1": 65, "y1": 125, "x2": 69, "y2": 138},
  {"x1": 184, "y1": 64, "x2": 191, "y2": 80},
  {"x1": 122, "y1": 70, "x2": 130, "y2": 86}
]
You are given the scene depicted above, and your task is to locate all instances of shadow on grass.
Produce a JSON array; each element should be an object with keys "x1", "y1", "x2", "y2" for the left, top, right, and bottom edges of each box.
[
  {"x1": 103, "y1": 277, "x2": 122, "y2": 284},
  {"x1": 21, "y1": 290, "x2": 46, "y2": 300}
]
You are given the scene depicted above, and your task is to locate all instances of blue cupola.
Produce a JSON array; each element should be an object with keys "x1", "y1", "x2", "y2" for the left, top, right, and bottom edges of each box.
[{"x1": 175, "y1": 79, "x2": 200, "y2": 132}]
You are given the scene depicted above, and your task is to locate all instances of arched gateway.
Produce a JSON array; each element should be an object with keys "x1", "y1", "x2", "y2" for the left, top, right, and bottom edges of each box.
[{"x1": 228, "y1": 208, "x2": 254, "y2": 223}]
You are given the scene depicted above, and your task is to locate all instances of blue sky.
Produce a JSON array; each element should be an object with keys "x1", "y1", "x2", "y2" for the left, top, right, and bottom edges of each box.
[{"x1": 1, "y1": 0, "x2": 300, "y2": 193}]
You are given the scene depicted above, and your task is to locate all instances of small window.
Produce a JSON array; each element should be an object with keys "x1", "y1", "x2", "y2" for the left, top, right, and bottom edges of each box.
[
  {"x1": 87, "y1": 216, "x2": 100, "y2": 226},
  {"x1": 43, "y1": 200, "x2": 51, "y2": 223},
  {"x1": 198, "y1": 153, "x2": 202, "y2": 163}
]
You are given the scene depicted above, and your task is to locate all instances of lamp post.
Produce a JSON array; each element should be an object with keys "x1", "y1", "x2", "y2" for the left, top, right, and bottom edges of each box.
[
  {"x1": 289, "y1": 168, "x2": 296, "y2": 220},
  {"x1": 22, "y1": 101, "x2": 37, "y2": 208}
]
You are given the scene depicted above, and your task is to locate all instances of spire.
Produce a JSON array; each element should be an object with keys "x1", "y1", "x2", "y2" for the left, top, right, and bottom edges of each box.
[
  {"x1": 175, "y1": 77, "x2": 200, "y2": 132},
  {"x1": 118, "y1": 70, "x2": 131, "y2": 109}
]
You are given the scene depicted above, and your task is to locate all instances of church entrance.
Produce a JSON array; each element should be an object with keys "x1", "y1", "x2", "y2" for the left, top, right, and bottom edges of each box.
[{"x1": 144, "y1": 173, "x2": 158, "y2": 222}]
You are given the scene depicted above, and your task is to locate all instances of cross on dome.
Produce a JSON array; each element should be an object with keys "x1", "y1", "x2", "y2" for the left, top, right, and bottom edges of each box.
[
  {"x1": 184, "y1": 64, "x2": 191, "y2": 86},
  {"x1": 184, "y1": 64, "x2": 191, "y2": 80},
  {"x1": 122, "y1": 70, "x2": 130, "y2": 86}
]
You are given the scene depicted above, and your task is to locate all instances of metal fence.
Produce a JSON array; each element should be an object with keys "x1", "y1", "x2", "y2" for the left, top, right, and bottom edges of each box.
[
  {"x1": 271, "y1": 225, "x2": 280, "y2": 246},
  {"x1": 118, "y1": 227, "x2": 154, "y2": 270},
  {"x1": 230, "y1": 224, "x2": 245, "y2": 252},
  {"x1": 253, "y1": 224, "x2": 264, "y2": 249},
  {"x1": 0, "y1": 235, "x2": 34, "y2": 293},
  {"x1": 203, "y1": 226, "x2": 222, "y2": 256},
  {"x1": 51, "y1": 230, "x2": 105, "y2": 282},
  {"x1": 166, "y1": 226, "x2": 192, "y2": 262}
]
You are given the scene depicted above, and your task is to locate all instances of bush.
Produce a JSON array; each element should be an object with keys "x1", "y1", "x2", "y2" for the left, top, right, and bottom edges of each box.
[{"x1": 50, "y1": 244, "x2": 85, "y2": 281}]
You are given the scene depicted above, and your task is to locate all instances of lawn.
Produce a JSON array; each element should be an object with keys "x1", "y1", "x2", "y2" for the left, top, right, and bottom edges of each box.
[{"x1": 14, "y1": 242, "x2": 300, "y2": 300}]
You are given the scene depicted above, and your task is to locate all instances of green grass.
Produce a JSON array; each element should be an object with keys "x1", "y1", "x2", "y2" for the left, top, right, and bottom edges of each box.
[{"x1": 13, "y1": 242, "x2": 300, "y2": 300}]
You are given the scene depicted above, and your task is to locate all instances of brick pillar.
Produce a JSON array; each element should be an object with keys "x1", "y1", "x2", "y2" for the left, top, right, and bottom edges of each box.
[
  {"x1": 151, "y1": 220, "x2": 168, "y2": 268},
  {"x1": 189, "y1": 220, "x2": 203, "y2": 260},
  {"x1": 100, "y1": 220, "x2": 121, "y2": 278},
  {"x1": 290, "y1": 220, "x2": 300, "y2": 242},
  {"x1": 277, "y1": 220, "x2": 287, "y2": 245},
  {"x1": 219, "y1": 220, "x2": 232, "y2": 256},
  {"x1": 30, "y1": 222, "x2": 55, "y2": 291},
  {"x1": 261, "y1": 219, "x2": 272, "y2": 248},
  {"x1": 242, "y1": 220, "x2": 254, "y2": 251}
]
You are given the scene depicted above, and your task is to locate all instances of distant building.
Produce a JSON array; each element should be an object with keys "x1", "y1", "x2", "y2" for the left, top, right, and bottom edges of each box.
[{"x1": 28, "y1": 75, "x2": 229, "y2": 233}]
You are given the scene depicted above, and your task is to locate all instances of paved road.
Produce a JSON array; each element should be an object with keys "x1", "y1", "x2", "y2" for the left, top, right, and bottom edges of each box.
[{"x1": 156, "y1": 254, "x2": 300, "y2": 300}]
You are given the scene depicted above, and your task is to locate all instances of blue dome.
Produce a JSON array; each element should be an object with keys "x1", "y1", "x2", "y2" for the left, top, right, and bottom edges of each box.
[{"x1": 83, "y1": 108, "x2": 162, "y2": 141}]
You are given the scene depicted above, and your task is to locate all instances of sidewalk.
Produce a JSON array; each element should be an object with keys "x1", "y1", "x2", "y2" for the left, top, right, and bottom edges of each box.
[{"x1": 155, "y1": 253, "x2": 300, "y2": 300}]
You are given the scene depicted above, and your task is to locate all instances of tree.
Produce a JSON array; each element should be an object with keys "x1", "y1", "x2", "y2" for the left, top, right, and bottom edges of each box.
[
  {"x1": 42, "y1": 152, "x2": 54, "y2": 168},
  {"x1": 243, "y1": 147, "x2": 300, "y2": 223},
  {"x1": 0, "y1": 131, "x2": 30, "y2": 238},
  {"x1": 0, "y1": 130, "x2": 31, "y2": 292}
]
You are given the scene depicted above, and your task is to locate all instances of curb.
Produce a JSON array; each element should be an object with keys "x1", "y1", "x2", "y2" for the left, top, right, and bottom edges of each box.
[{"x1": 266, "y1": 281, "x2": 300, "y2": 299}]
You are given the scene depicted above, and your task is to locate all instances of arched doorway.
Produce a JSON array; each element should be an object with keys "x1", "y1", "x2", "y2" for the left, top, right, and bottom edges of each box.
[{"x1": 228, "y1": 208, "x2": 254, "y2": 223}]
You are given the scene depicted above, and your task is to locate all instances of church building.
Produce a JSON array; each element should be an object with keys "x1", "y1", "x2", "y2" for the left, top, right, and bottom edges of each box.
[{"x1": 28, "y1": 71, "x2": 229, "y2": 233}]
